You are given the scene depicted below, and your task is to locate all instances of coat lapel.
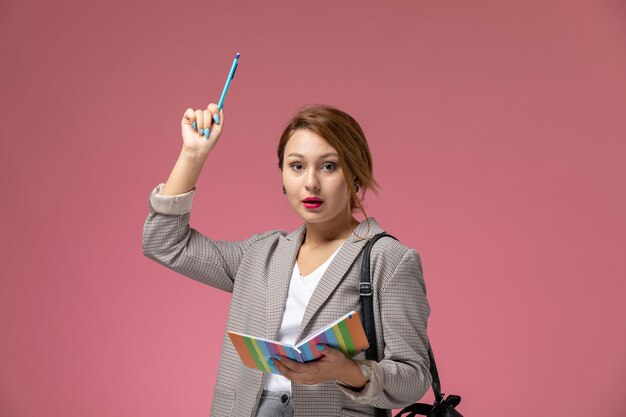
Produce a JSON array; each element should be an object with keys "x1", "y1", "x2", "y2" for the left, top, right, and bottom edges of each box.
[
  {"x1": 266, "y1": 223, "x2": 306, "y2": 339},
  {"x1": 296, "y1": 217, "x2": 385, "y2": 342}
]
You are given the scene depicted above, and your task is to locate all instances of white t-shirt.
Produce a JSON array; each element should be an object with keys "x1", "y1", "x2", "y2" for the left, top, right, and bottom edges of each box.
[{"x1": 264, "y1": 243, "x2": 344, "y2": 392}]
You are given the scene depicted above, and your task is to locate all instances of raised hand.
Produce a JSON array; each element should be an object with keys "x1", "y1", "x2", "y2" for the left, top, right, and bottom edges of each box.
[{"x1": 180, "y1": 102, "x2": 225, "y2": 157}]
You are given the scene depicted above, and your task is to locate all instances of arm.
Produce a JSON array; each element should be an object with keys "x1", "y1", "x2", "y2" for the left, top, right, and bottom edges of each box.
[
  {"x1": 143, "y1": 183, "x2": 274, "y2": 292},
  {"x1": 142, "y1": 104, "x2": 277, "y2": 291},
  {"x1": 161, "y1": 103, "x2": 225, "y2": 196},
  {"x1": 338, "y1": 248, "x2": 432, "y2": 409}
]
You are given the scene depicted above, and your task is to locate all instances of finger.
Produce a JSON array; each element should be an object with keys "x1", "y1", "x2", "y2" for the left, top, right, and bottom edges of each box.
[
  {"x1": 274, "y1": 355, "x2": 301, "y2": 372},
  {"x1": 320, "y1": 344, "x2": 349, "y2": 361},
  {"x1": 270, "y1": 358, "x2": 290, "y2": 378},
  {"x1": 273, "y1": 355, "x2": 292, "y2": 369},
  {"x1": 203, "y1": 108, "x2": 212, "y2": 138},
  {"x1": 315, "y1": 344, "x2": 331, "y2": 358},
  {"x1": 270, "y1": 358, "x2": 282, "y2": 371},
  {"x1": 205, "y1": 102, "x2": 219, "y2": 125},
  {"x1": 208, "y1": 103, "x2": 226, "y2": 130},
  {"x1": 183, "y1": 108, "x2": 196, "y2": 131},
  {"x1": 317, "y1": 344, "x2": 342, "y2": 356},
  {"x1": 206, "y1": 103, "x2": 220, "y2": 128},
  {"x1": 195, "y1": 109, "x2": 204, "y2": 134}
]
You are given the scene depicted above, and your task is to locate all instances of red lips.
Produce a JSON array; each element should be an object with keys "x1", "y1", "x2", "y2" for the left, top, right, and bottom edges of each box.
[{"x1": 303, "y1": 197, "x2": 324, "y2": 203}]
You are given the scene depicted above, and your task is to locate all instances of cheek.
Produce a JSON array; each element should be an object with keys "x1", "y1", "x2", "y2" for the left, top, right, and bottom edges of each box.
[
  {"x1": 282, "y1": 171, "x2": 293, "y2": 188},
  {"x1": 282, "y1": 175, "x2": 299, "y2": 193},
  {"x1": 328, "y1": 180, "x2": 350, "y2": 201}
]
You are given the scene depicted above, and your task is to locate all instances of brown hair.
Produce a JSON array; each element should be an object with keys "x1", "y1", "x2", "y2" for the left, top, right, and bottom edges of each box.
[{"x1": 277, "y1": 104, "x2": 379, "y2": 222}]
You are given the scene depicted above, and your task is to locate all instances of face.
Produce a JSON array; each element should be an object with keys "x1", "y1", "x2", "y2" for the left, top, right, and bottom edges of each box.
[{"x1": 282, "y1": 129, "x2": 352, "y2": 225}]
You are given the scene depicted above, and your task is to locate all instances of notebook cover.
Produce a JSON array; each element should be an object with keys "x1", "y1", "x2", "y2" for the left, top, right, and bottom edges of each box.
[{"x1": 227, "y1": 311, "x2": 369, "y2": 374}]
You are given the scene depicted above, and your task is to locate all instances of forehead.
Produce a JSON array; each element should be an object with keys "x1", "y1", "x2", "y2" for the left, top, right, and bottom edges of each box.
[{"x1": 284, "y1": 129, "x2": 337, "y2": 158}]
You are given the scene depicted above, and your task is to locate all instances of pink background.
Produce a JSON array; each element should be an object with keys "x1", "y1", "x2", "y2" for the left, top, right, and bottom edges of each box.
[{"x1": 1, "y1": 0, "x2": 625, "y2": 416}]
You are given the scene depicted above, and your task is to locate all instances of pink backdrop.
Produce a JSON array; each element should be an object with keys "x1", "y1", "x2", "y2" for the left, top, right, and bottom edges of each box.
[{"x1": 1, "y1": 0, "x2": 625, "y2": 416}]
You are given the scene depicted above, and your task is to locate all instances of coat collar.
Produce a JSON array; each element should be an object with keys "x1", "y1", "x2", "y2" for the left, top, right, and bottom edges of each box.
[{"x1": 266, "y1": 218, "x2": 385, "y2": 341}]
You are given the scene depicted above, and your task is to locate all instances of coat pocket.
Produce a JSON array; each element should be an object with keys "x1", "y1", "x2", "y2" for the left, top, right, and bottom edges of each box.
[{"x1": 211, "y1": 387, "x2": 236, "y2": 417}]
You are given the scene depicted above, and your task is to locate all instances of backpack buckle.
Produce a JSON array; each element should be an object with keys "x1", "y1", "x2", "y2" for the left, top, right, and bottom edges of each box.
[{"x1": 359, "y1": 282, "x2": 372, "y2": 296}]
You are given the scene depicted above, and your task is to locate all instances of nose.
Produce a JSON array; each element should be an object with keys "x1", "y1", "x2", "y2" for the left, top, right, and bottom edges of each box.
[{"x1": 305, "y1": 170, "x2": 320, "y2": 191}]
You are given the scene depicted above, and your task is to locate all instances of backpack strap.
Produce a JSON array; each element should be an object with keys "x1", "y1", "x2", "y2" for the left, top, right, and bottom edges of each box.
[
  {"x1": 360, "y1": 233, "x2": 452, "y2": 416},
  {"x1": 359, "y1": 233, "x2": 396, "y2": 417},
  {"x1": 360, "y1": 232, "x2": 397, "y2": 362}
]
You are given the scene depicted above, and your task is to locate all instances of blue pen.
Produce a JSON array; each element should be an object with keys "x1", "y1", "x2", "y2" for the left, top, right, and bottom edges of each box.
[{"x1": 213, "y1": 52, "x2": 240, "y2": 125}]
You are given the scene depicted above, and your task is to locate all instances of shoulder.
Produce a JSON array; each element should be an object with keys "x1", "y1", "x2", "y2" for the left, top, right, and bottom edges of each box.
[
  {"x1": 370, "y1": 236, "x2": 419, "y2": 273},
  {"x1": 363, "y1": 218, "x2": 419, "y2": 263},
  {"x1": 365, "y1": 223, "x2": 423, "y2": 284},
  {"x1": 370, "y1": 235, "x2": 414, "y2": 257},
  {"x1": 241, "y1": 229, "x2": 287, "y2": 249}
]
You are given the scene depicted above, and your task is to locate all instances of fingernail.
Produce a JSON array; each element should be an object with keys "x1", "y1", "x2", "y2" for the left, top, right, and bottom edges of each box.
[
  {"x1": 213, "y1": 114, "x2": 220, "y2": 125},
  {"x1": 204, "y1": 128, "x2": 210, "y2": 138},
  {"x1": 275, "y1": 356, "x2": 281, "y2": 361},
  {"x1": 317, "y1": 344, "x2": 325, "y2": 351},
  {"x1": 192, "y1": 121, "x2": 197, "y2": 131},
  {"x1": 199, "y1": 128, "x2": 204, "y2": 135},
  {"x1": 269, "y1": 359, "x2": 274, "y2": 367}
]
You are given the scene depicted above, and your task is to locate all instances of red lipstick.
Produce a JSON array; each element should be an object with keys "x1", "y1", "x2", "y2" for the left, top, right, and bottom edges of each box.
[{"x1": 302, "y1": 197, "x2": 324, "y2": 209}]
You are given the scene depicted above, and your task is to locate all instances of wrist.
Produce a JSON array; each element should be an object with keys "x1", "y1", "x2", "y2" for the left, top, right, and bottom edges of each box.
[
  {"x1": 180, "y1": 147, "x2": 209, "y2": 164},
  {"x1": 337, "y1": 359, "x2": 368, "y2": 391},
  {"x1": 160, "y1": 148, "x2": 207, "y2": 196}
]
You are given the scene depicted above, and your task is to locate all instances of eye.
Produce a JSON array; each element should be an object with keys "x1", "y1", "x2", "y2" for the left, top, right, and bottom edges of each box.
[
  {"x1": 322, "y1": 162, "x2": 337, "y2": 171},
  {"x1": 290, "y1": 163, "x2": 304, "y2": 171}
]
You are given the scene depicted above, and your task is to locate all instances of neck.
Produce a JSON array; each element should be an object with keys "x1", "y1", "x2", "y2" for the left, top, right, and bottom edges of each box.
[{"x1": 303, "y1": 215, "x2": 361, "y2": 247}]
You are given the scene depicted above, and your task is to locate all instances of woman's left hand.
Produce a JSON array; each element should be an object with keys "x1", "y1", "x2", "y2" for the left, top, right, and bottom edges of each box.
[{"x1": 270, "y1": 345, "x2": 368, "y2": 388}]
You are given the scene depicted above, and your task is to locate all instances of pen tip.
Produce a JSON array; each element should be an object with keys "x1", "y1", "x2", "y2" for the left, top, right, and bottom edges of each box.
[{"x1": 235, "y1": 52, "x2": 240, "y2": 59}]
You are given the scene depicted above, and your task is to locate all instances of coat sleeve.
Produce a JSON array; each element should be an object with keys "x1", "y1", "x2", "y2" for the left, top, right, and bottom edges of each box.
[
  {"x1": 142, "y1": 183, "x2": 279, "y2": 292},
  {"x1": 338, "y1": 248, "x2": 432, "y2": 409}
]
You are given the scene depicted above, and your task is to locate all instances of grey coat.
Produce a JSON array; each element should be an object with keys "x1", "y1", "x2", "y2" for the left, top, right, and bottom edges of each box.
[{"x1": 142, "y1": 183, "x2": 432, "y2": 416}]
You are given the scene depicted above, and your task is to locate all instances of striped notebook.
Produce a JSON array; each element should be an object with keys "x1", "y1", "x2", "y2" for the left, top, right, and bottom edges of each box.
[{"x1": 227, "y1": 311, "x2": 369, "y2": 374}]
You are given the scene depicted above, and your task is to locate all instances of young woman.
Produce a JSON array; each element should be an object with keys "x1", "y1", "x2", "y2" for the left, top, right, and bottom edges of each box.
[{"x1": 142, "y1": 103, "x2": 432, "y2": 416}]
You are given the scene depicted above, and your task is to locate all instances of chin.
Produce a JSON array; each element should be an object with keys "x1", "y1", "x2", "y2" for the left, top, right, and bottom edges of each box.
[{"x1": 297, "y1": 211, "x2": 326, "y2": 222}]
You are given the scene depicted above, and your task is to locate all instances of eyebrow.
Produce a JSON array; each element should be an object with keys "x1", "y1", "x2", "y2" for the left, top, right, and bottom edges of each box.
[{"x1": 286, "y1": 152, "x2": 339, "y2": 158}]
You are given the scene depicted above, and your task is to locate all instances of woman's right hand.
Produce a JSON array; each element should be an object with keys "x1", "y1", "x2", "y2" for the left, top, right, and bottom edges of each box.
[{"x1": 181, "y1": 103, "x2": 225, "y2": 156}]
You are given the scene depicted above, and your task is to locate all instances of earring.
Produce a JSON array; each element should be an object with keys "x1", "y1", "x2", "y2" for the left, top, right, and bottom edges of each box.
[
  {"x1": 282, "y1": 186, "x2": 286, "y2": 195},
  {"x1": 354, "y1": 180, "x2": 360, "y2": 193}
]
